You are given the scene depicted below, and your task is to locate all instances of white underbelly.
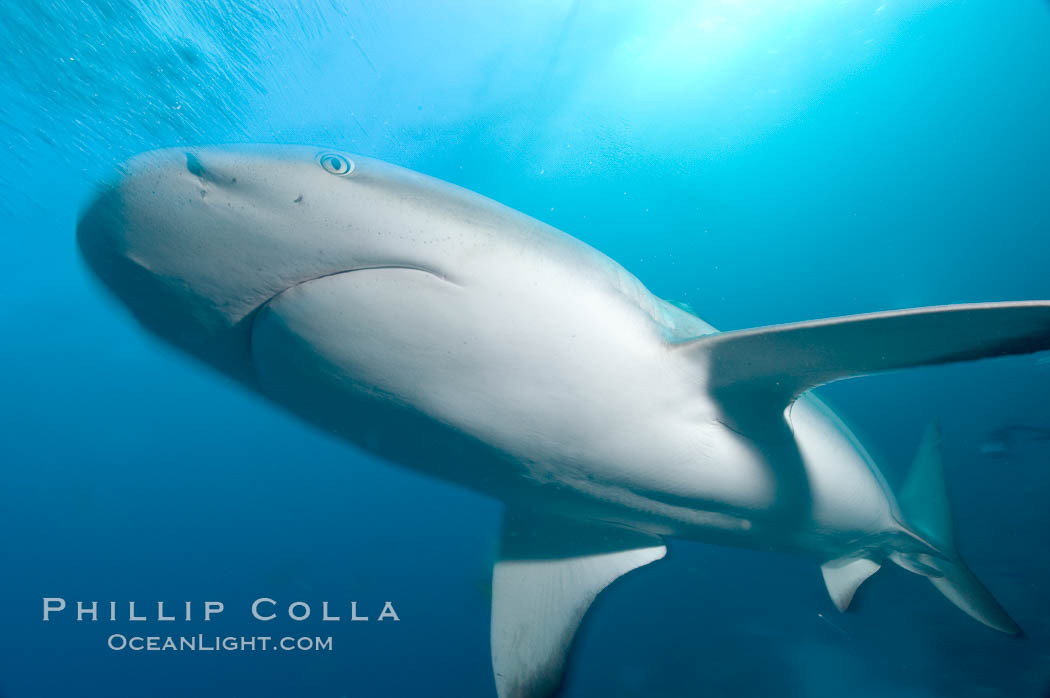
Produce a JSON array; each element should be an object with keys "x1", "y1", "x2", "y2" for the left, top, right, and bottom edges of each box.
[{"x1": 247, "y1": 264, "x2": 778, "y2": 519}]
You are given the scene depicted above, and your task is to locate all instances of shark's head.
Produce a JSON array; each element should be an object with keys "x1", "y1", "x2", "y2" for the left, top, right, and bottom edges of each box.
[{"x1": 77, "y1": 145, "x2": 466, "y2": 380}]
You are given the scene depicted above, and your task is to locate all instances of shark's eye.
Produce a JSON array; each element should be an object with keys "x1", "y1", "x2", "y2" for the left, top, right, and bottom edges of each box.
[{"x1": 318, "y1": 153, "x2": 354, "y2": 176}]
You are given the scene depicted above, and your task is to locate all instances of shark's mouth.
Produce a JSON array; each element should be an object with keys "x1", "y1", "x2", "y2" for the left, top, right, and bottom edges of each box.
[
  {"x1": 260, "y1": 263, "x2": 457, "y2": 307},
  {"x1": 244, "y1": 261, "x2": 460, "y2": 375},
  {"x1": 245, "y1": 263, "x2": 466, "y2": 416},
  {"x1": 248, "y1": 262, "x2": 458, "y2": 332}
]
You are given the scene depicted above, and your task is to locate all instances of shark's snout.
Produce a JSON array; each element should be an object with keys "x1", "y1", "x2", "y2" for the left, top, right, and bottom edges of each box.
[
  {"x1": 74, "y1": 145, "x2": 390, "y2": 379},
  {"x1": 75, "y1": 148, "x2": 287, "y2": 377},
  {"x1": 77, "y1": 148, "x2": 211, "y2": 283}
]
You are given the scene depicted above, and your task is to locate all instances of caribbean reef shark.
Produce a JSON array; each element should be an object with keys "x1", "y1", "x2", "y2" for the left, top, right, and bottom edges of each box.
[{"x1": 77, "y1": 146, "x2": 1045, "y2": 698}]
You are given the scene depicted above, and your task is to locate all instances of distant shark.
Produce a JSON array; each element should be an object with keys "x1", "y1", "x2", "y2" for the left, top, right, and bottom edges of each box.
[
  {"x1": 78, "y1": 146, "x2": 1046, "y2": 697},
  {"x1": 981, "y1": 424, "x2": 1050, "y2": 456}
]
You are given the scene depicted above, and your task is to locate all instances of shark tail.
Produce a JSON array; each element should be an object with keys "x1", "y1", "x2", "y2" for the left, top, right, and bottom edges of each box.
[{"x1": 889, "y1": 420, "x2": 1020, "y2": 634}]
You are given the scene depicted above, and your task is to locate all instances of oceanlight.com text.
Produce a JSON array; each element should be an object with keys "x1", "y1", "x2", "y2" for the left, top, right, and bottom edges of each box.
[{"x1": 107, "y1": 634, "x2": 334, "y2": 652}]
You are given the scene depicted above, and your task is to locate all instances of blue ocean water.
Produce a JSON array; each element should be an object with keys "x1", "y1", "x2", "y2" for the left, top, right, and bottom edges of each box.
[{"x1": 1, "y1": 1, "x2": 1049, "y2": 696}]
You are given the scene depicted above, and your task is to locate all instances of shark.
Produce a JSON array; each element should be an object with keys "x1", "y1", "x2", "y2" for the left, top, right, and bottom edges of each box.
[
  {"x1": 77, "y1": 146, "x2": 1046, "y2": 698},
  {"x1": 981, "y1": 424, "x2": 1050, "y2": 457}
]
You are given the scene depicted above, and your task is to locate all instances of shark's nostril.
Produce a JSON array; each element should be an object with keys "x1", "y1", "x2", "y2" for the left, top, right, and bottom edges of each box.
[{"x1": 185, "y1": 151, "x2": 206, "y2": 178}]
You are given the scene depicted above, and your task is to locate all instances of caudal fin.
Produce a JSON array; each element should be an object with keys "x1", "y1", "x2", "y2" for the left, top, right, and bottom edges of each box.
[{"x1": 893, "y1": 421, "x2": 1021, "y2": 634}]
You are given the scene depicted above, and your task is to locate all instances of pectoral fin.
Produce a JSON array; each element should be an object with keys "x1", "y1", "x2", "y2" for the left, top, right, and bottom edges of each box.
[
  {"x1": 677, "y1": 301, "x2": 1050, "y2": 404},
  {"x1": 491, "y1": 510, "x2": 666, "y2": 698}
]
